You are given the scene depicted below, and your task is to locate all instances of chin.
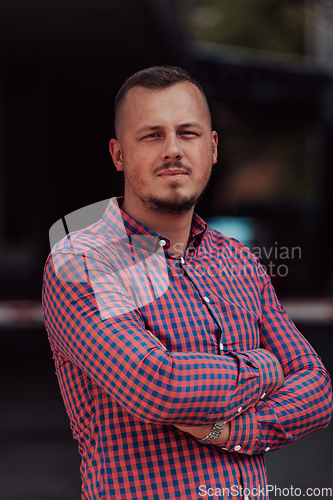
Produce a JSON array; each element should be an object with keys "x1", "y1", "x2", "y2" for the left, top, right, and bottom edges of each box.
[{"x1": 144, "y1": 191, "x2": 200, "y2": 216}]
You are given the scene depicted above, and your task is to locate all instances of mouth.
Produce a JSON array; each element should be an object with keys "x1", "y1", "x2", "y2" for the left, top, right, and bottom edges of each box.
[{"x1": 158, "y1": 169, "x2": 189, "y2": 179}]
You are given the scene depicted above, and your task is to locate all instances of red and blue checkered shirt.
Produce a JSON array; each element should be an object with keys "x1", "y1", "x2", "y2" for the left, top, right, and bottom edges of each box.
[{"x1": 42, "y1": 197, "x2": 332, "y2": 500}]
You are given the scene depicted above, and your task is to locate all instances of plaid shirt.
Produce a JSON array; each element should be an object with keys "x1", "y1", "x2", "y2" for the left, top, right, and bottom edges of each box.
[{"x1": 42, "y1": 197, "x2": 332, "y2": 500}]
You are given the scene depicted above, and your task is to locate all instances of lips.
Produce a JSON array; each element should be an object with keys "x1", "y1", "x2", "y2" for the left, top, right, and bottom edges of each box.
[{"x1": 158, "y1": 169, "x2": 188, "y2": 177}]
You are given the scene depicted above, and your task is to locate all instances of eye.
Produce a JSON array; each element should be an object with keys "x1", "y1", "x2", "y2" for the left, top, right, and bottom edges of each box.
[
  {"x1": 143, "y1": 133, "x2": 160, "y2": 139},
  {"x1": 180, "y1": 130, "x2": 198, "y2": 137}
]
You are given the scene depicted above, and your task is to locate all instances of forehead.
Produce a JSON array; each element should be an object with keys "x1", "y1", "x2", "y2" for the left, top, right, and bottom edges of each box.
[{"x1": 121, "y1": 81, "x2": 210, "y2": 130}]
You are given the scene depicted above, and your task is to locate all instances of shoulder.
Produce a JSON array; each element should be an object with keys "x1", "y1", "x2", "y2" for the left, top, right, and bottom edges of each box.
[
  {"x1": 44, "y1": 217, "x2": 111, "y2": 283},
  {"x1": 203, "y1": 226, "x2": 254, "y2": 259},
  {"x1": 202, "y1": 226, "x2": 269, "y2": 284},
  {"x1": 48, "y1": 198, "x2": 118, "y2": 257},
  {"x1": 51, "y1": 217, "x2": 109, "y2": 256}
]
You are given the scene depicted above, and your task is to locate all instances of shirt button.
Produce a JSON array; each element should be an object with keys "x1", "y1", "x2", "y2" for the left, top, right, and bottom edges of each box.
[
  {"x1": 203, "y1": 296, "x2": 210, "y2": 303},
  {"x1": 237, "y1": 407, "x2": 242, "y2": 413},
  {"x1": 159, "y1": 239, "x2": 166, "y2": 247},
  {"x1": 260, "y1": 392, "x2": 266, "y2": 399},
  {"x1": 245, "y1": 496, "x2": 250, "y2": 500},
  {"x1": 180, "y1": 256, "x2": 185, "y2": 265},
  {"x1": 219, "y1": 342, "x2": 224, "y2": 351},
  {"x1": 234, "y1": 445, "x2": 241, "y2": 452},
  {"x1": 265, "y1": 447, "x2": 270, "y2": 452}
]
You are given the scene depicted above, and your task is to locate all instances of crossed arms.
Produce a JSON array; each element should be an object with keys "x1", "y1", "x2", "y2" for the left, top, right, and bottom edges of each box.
[
  {"x1": 43, "y1": 247, "x2": 332, "y2": 455},
  {"x1": 173, "y1": 347, "x2": 285, "y2": 445}
]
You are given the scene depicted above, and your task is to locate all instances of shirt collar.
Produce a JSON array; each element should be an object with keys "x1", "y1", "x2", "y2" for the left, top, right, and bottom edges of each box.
[
  {"x1": 102, "y1": 196, "x2": 207, "y2": 252},
  {"x1": 190, "y1": 211, "x2": 208, "y2": 246}
]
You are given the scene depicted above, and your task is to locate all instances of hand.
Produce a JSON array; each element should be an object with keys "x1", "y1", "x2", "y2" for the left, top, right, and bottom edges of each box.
[
  {"x1": 174, "y1": 422, "x2": 230, "y2": 445},
  {"x1": 174, "y1": 423, "x2": 213, "y2": 440}
]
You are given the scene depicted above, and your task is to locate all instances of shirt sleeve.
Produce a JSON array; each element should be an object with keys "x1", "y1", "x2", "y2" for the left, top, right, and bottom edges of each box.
[
  {"x1": 42, "y1": 249, "x2": 283, "y2": 426},
  {"x1": 221, "y1": 277, "x2": 332, "y2": 455}
]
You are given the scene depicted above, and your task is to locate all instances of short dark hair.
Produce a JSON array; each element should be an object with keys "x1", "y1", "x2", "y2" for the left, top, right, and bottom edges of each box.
[{"x1": 114, "y1": 65, "x2": 210, "y2": 138}]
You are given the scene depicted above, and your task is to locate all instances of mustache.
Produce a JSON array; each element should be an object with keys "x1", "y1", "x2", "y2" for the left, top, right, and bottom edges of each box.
[{"x1": 153, "y1": 161, "x2": 192, "y2": 175}]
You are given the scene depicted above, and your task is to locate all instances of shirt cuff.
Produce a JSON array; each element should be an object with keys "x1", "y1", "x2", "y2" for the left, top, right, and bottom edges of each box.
[
  {"x1": 218, "y1": 407, "x2": 258, "y2": 455},
  {"x1": 243, "y1": 349, "x2": 282, "y2": 402}
]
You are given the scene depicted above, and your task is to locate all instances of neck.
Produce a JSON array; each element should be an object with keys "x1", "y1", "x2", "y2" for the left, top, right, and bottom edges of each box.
[{"x1": 120, "y1": 196, "x2": 194, "y2": 256}]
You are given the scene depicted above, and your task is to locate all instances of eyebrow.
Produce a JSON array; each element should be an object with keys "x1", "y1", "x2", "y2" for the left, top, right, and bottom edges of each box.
[
  {"x1": 178, "y1": 122, "x2": 204, "y2": 131},
  {"x1": 136, "y1": 125, "x2": 162, "y2": 135},
  {"x1": 136, "y1": 122, "x2": 204, "y2": 135}
]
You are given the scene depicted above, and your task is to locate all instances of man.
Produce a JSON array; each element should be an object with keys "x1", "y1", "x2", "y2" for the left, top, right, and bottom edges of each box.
[{"x1": 43, "y1": 66, "x2": 332, "y2": 500}]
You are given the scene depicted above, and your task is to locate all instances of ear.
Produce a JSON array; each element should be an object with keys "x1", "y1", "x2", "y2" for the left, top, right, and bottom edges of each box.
[
  {"x1": 212, "y1": 131, "x2": 218, "y2": 165},
  {"x1": 109, "y1": 138, "x2": 124, "y2": 171}
]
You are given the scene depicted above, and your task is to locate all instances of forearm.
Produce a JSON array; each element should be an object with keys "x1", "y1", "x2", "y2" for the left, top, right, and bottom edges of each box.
[
  {"x1": 255, "y1": 365, "x2": 332, "y2": 451},
  {"x1": 179, "y1": 363, "x2": 331, "y2": 454},
  {"x1": 173, "y1": 347, "x2": 284, "y2": 445},
  {"x1": 49, "y1": 313, "x2": 282, "y2": 426},
  {"x1": 231, "y1": 278, "x2": 333, "y2": 454},
  {"x1": 137, "y1": 337, "x2": 284, "y2": 425},
  {"x1": 174, "y1": 421, "x2": 231, "y2": 445},
  {"x1": 220, "y1": 362, "x2": 332, "y2": 455}
]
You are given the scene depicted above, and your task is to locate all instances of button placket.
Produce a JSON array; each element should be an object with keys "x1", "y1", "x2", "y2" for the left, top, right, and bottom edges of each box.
[{"x1": 179, "y1": 264, "x2": 224, "y2": 357}]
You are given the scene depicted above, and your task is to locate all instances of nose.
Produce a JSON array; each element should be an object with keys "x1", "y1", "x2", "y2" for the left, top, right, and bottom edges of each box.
[{"x1": 162, "y1": 134, "x2": 183, "y2": 162}]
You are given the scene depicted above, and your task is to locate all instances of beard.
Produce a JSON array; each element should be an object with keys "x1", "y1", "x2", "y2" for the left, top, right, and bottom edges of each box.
[
  {"x1": 143, "y1": 173, "x2": 212, "y2": 216},
  {"x1": 123, "y1": 159, "x2": 212, "y2": 216},
  {"x1": 143, "y1": 187, "x2": 203, "y2": 215}
]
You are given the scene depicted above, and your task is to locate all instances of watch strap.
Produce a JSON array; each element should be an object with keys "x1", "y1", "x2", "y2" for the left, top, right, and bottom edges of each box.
[{"x1": 196, "y1": 421, "x2": 227, "y2": 444}]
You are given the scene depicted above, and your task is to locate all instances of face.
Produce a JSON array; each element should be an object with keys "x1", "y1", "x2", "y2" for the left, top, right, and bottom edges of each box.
[{"x1": 109, "y1": 81, "x2": 218, "y2": 215}]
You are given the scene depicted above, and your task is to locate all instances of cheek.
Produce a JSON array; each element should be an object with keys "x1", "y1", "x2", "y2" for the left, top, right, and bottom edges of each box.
[
  {"x1": 195, "y1": 148, "x2": 213, "y2": 177},
  {"x1": 193, "y1": 142, "x2": 213, "y2": 163},
  {"x1": 125, "y1": 150, "x2": 156, "y2": 181},
  {"x1": 123, "y1": 162, "x2": 149, "y2": 187},
  {"x1": 200, "y1": 168, "x2": 212, "y2": 186},
  {"x1": 193, "y1": 160, "x2": 213, "y2": 189}
]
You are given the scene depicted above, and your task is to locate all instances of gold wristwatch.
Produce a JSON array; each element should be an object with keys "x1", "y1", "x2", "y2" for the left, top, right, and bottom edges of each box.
[{"x1": 196, "y1": 421, "x2": 227, "y2": 444}]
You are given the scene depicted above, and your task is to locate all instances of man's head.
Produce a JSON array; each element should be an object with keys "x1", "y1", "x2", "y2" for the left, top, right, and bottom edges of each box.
[
  {"x1": 110, "y1": 66, "x2": 218, "y2": 217},
  {"x1": 114, "y1": 66, "x2": 211, "y2": 140}
]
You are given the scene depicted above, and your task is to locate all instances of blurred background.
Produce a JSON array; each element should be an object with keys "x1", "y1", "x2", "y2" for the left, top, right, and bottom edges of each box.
[{"x1": 0, "y1": 0, "x2": 332, "y2": 498}]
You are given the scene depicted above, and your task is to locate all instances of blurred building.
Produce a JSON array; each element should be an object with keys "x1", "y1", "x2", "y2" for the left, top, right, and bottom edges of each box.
[
  {"x1": 0, "y1": 1, "x2": 332, "y2": 499},
  {"x1": 0, "y1": 0, "x2": 332, "y2": 302}
]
